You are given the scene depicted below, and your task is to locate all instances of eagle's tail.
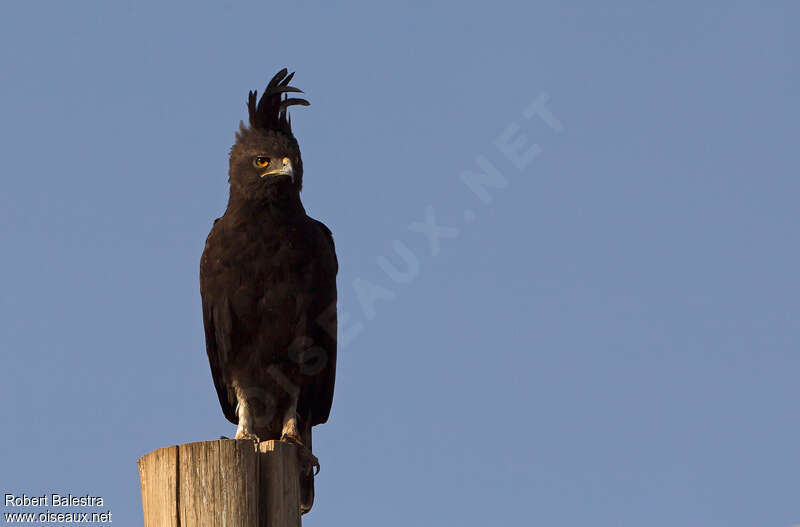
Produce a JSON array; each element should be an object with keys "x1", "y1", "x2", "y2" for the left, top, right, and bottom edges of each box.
[
  {"x1": 299, "y1": 422, "x2": 315, "y2": 514},
  {"x1": 300, "y1": 470, "x2": 315, "y2": 515}
]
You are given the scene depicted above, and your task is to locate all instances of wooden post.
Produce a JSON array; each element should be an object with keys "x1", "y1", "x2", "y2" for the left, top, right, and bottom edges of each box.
[{"x1": 138, "y1": 439, "x2": 302, "y2": 527}]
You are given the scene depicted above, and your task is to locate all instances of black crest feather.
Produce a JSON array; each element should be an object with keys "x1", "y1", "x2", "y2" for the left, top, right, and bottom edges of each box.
[{"x1": 247, "y1": 68, "x2": 310, "y2": 135}]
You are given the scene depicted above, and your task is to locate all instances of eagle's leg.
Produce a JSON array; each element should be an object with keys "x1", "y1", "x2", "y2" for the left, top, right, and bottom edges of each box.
[
  {"x1": 234, "y1": 397, "x2": 260, "y2": 442},
  {"x1": 280, "y1": 402, "x2": 301, "y2": 443},
  {"x1": 280, "y1": 399, "x2": 320, "y2": 475}
]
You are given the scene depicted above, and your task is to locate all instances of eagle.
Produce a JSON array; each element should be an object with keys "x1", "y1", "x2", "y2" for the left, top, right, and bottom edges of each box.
[{"x1": 199, "y1": 68, "x2": 337, "y2": 514}]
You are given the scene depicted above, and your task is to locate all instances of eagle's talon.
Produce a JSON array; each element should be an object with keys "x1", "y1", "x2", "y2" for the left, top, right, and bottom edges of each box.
[
  {"x1": 235, "y1": 431, "x2": 261, "y2": 443},
  {"x1": 300, "y1": 449, "x2": 320, "y2": 476},
  {"x1": 280, "y1": 432, "x2": 304, "y2": 446},
  {"x1": 280, "y1": 435, "x2": 320, "y2": 475}
]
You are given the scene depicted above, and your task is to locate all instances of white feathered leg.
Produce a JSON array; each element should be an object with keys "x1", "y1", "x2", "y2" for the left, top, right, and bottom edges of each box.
[{"x1": 233, "y1": 385, "x2": 260, "y2": 441}]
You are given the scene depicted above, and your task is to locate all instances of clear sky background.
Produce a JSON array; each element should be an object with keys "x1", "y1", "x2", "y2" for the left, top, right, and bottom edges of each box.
[{"x1": 1, "y1": 2, "x2": 798, "y2": 526}]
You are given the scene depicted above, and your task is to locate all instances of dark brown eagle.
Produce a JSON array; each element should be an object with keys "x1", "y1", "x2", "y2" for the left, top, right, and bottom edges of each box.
[{"x1": 199, "y1": 68, "x2": 337, "y2": 514}]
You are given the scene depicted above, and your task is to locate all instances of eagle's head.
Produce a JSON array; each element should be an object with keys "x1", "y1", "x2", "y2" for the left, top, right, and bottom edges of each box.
[{"x1": 228, "y1": 68, "x2": 309, "y2": 199}]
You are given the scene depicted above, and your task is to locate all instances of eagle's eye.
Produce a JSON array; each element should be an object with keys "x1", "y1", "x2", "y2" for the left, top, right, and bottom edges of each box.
[{"x1": 254, "y1": 156, "x2": 270, "y2": 168}]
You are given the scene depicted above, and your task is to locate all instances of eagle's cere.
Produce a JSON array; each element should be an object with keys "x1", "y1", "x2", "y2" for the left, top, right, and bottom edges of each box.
[{"x1": 200, "y1": 68, "x2": 338, "y2": 515}]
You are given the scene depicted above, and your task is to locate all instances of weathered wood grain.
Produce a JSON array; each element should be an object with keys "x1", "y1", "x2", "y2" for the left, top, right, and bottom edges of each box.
[
  {"x1": 138, "y1": 440, "x2": 301, "y2": 527},
  {"x1": 137, "y1": 445, "x2": 179, "y2": 527},
  {"x1": 259, "y1": 441, "x2": 302, "y2": 527}
]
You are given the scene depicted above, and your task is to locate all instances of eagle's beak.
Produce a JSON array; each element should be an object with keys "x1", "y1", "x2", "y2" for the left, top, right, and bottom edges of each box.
[{"x1": 260, "y1": 157, "x2": 294, "y2": 181}]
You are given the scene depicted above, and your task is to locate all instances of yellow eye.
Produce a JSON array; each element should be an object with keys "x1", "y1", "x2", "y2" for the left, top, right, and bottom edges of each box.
[{"x1": 254, "y1": 156, "x2": 270, "y2": 168}]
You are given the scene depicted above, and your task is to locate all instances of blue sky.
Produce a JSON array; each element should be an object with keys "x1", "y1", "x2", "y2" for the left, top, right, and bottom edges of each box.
[{"x1": 1, "y1": 2, "x2": 798, "y2": 526}]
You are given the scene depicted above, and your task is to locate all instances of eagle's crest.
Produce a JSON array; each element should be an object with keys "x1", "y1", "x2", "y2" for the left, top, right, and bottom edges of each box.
[{"x1": 246, "y1": 68, "x2": 310, "y2": 135}]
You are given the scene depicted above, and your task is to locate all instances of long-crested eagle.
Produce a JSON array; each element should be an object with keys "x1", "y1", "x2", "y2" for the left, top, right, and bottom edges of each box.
[{"x1": 199, "y1": 68, "x2": 337, "y2": 514}]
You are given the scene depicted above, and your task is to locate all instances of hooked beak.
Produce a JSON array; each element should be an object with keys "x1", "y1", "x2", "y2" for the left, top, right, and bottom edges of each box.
[{"x1": 260, "y1": 157, "x2": 294, "y2": 182}]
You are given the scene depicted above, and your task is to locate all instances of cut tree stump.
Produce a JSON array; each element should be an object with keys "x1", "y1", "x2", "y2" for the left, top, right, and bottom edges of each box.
[{"x1": 137, "y1": 439, "x2": 302, "y2": 527}]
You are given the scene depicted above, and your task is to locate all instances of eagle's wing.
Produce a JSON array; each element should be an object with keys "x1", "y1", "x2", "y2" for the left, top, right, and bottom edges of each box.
[
  {"x1": 200, "y1": 220, "x2": 238, "y2": 423},
  {"x1": 303, "y1": 217, "x2": 338, "y2": 425}
]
